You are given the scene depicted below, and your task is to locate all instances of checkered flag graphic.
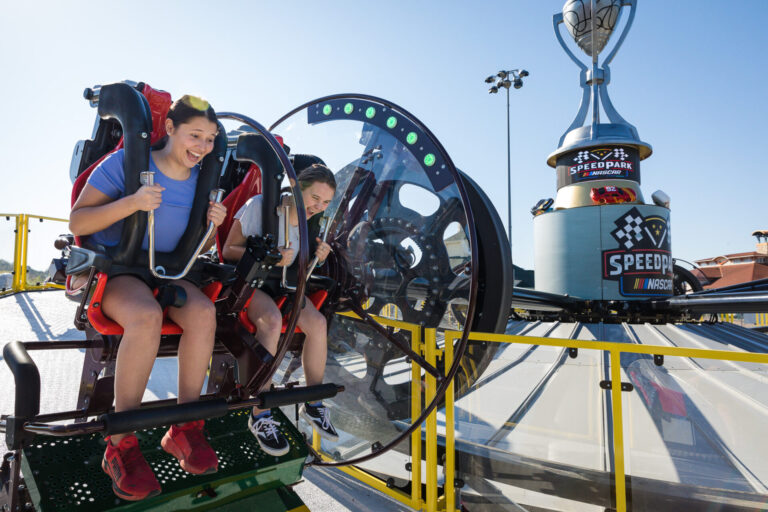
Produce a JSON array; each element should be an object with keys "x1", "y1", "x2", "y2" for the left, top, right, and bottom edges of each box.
[
  {"x1": 574, "y1": 150, "x2": 591, "y2": 164},
  {"x1": 612, "y1": 148, "x2": 628, "y2": 161},
  {"x1": 612, "y1": 212, "x2": 644, "y2": 249}
]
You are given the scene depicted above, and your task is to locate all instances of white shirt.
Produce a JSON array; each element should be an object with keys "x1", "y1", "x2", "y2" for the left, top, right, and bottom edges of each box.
[{"x1": 234, "y1": 195, "x2": 299, "y2": 266}]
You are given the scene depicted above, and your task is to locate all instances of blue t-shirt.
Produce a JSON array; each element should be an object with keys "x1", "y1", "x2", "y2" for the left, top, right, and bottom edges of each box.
[{"x1": 86, "y1": 149, "x2": 199, "y2": 252}]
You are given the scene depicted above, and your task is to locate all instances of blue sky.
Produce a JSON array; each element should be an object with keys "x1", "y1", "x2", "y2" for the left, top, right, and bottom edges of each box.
[{"x1": 1, "y1": 1, "x2": 766, "y2": 272}]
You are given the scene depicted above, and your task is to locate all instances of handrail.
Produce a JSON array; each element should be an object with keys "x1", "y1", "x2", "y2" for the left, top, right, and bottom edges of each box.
[
  {"x1": 442, "y1": 329, "x2": 768, "y2": 512},
  {"x1": 1, "y1": 213, "x2": 68, "y2": 295},
  {"x1": 443, "y1": 330, "x2": 768, "y2": 364},
  {"x1": 140, "y1": 171, "x2": 224, "y2": 280},
  {"x1": 313, "y1": 314, "x2": 768, "y2": 512}
]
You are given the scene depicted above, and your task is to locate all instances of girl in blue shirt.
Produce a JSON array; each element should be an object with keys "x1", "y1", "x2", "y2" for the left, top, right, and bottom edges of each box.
[{"x1": 70, "y1": 95, "x2": 226, "y2": 500}]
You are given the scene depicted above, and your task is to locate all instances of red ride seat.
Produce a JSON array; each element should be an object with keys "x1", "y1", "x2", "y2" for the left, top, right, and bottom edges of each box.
[
  {"x1": 215, "y1": 143, "x2": 329, "y2": 336},
  {"x1": 71, "y1": 84, "x2": 172, "y2": 247},
  {"x1": 71, "y1": 84, "x2": 221, "y2": 336},
  {"x1": 86, "y1": 273, "x2": 222, "y2": 335}
]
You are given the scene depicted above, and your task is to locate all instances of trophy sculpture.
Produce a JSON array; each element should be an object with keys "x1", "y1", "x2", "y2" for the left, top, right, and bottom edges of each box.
[{"x1": 533, "y1": 0, "x2": 673, "y2": 301}]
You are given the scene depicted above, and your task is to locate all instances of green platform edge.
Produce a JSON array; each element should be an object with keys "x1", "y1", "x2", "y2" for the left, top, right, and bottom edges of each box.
[{"x1": 20, "y1": 408, "x2": 309, "y2": 511}]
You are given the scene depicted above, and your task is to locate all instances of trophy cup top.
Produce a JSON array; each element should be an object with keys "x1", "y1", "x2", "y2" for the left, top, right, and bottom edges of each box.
[
  {"x1": 547, "y1": 0, "x2": 652, "y2": 167},
  {"x1": 562, "y1": 0, "x2": 621, "y2": 57}
]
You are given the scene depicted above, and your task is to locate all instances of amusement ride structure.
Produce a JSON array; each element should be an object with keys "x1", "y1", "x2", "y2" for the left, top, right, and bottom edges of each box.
[{"x1": 2, "y1": 1, "x2": 768, "y2": 511}]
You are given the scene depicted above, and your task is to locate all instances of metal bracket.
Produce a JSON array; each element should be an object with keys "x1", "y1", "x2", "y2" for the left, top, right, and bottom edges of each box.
[{"x1": 599, "y1": 380, "x2": 633, "y2": 392}]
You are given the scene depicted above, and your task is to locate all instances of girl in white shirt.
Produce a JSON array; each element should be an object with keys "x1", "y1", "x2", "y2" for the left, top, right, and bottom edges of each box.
[{"x1": 222, "y1": 164, "x2": 339, "y2": 454}]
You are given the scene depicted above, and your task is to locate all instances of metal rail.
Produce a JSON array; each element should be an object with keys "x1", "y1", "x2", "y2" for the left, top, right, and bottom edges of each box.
[
  {"x1": 440, "y1": 329, "x2": 768, "y2": 512},
  {"x1": 0, "y1": 213, "x2": 68, "y2": 295}
]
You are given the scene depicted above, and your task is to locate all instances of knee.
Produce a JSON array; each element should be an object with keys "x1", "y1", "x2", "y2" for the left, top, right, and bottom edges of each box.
[
  {"x1": 187, "y1": 299, "x2": 216, "y2": 330},
  {"x1": 303, "y1": 310, "x2": 327, "y2": 337},
  {"x1": 126, "y1": 302, "x2": 163, "y2": 333},
  {"x1": 259, "y1": 308, "x2": 283, "y2": 336}
]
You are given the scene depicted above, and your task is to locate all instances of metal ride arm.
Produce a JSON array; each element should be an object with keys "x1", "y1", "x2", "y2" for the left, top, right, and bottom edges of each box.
[
  {"x1": 306, "y1": 217, "x2": 329, "y2": 282},
  {"x1": 215, "y1": 112, "x2": 308, "y2": 398},
  {"x1": 280, "y1": 201, "x2": 296, "y2": 291},
  {"x1": 268, "y1": 93, "x2": 485, "y2": 469},
  {"x1": 140, "y1": 170, "x2": 224, "y2": 280}
]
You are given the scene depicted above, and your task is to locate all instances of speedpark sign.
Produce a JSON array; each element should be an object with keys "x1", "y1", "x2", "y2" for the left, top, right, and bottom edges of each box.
[
  {"x1": 556, "y1": 145, "x2": 640, "y2": 189},
  {"x1": 602, "y1": 207, "x2": 673, "y2": 297}
]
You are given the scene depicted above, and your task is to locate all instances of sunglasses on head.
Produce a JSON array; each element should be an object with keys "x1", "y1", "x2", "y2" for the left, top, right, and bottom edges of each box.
[{"x1": 179, "y1": 94, "x2": 210, "y2": 111}]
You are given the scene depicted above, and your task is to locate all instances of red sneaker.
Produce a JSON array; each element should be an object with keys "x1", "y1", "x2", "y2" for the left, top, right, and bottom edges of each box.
[
  {"x1": 102, "y1": 434, "x2": 161, "y2": 501},
  {"x1": 161, "y1": 420, "x2": 218, "y2": 475}
]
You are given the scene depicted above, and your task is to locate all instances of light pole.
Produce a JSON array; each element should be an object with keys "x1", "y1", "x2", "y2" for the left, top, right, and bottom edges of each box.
[{"x1": 485, "y1": 69, "x2": 528, "y2": 256}]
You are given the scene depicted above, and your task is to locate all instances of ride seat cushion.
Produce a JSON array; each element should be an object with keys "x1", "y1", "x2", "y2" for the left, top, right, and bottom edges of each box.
[
  {"x1": 214, "y1": 134, "x2": 286, "y2": 254},
  {"x1": 87, "y1": 149, "x2": 199, "y2": 252},
  {"x1": 217, "y1": 164, "x2": 262, "y2": 254},
  {"x1": 87, "y1": 272, "x2": 222, "y2": 336},
  {"x1": 71, "y1": 84, "x2": 172, "y2": 246},
  {"x1": 238, "y1": 289, "x2": 328, "y2": 335}
]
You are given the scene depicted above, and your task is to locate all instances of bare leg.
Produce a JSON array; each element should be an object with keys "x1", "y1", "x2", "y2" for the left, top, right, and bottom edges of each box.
[
  {"x1": 101, "y1": 275, "x2": 163, "y2": 444},
  {"x1": 246, "y1": 289, "x2": 283, "y2": 415},
  {"x1": 167, "y1": 280, "x2": 216, "y2": 404},
  {"x1": 296, "y1": 300, "x2": 327, "y2": 387}
]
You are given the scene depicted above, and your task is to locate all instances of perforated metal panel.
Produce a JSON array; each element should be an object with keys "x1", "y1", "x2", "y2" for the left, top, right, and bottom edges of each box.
[{"x1": 21, "y1": 409, "x2": 307, "y2": 511}]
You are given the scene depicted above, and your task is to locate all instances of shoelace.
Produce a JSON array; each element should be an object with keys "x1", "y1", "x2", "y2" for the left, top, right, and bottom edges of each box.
[
  {"x1": 255, "y1": 416, "x2": 281, "y2": 440},
  {"x1": 317, "y1": 407, "x2": 333, "y2": 431}
]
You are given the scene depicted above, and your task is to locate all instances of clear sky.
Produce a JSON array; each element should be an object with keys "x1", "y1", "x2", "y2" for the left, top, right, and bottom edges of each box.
[{"x1": 1, "y1": 1, "x2": 766, "y2": 272}]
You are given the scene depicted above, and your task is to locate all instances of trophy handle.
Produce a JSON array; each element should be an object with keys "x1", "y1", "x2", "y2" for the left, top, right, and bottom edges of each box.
[
  {"x1": 553, "y1": 12, "x2": 588, "y2": 73},
  {"x1": 601, "y1": 0, "x2": 637, "y2": 68}
]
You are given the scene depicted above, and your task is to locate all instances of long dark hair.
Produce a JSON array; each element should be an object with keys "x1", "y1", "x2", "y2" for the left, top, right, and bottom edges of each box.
[{"x1": 152, "y1": 94, "x2": 217, "y2": 150}]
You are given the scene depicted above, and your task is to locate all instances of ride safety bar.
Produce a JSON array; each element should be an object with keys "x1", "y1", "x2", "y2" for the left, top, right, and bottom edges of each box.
[{"x1": 140, "y1": 171, "x2": 224, "y2": 280}]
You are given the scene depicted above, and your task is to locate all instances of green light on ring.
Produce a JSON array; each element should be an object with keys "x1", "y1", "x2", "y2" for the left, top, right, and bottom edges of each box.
[
  {"x1": 424, "y1": 153, "x2": 436, "y2": 167},
  {"x1": 365, "y1": 106, "x2": 376, "y2": 119},
  {"x1": 406, "y1": 132, "x2": 418, "y2": 145},
  {"x1": 322, "y1": 104, "x2": 332, "y2": 115},
  {"x1": 344, "y1": 103, "x2": 354, "y2": 114},
  {"x1": 386, "y1": 116, "x2": 397, "y2": 129}
]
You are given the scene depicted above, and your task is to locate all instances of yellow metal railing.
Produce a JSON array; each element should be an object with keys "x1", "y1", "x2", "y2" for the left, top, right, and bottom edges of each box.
[
  {"x1": 320, "y1": 313, "x2": 768, "y2": 511},
  {"x1": 757, "y1": 313, "x2": 768, "y2": 326},
  {"x1": 1, "y1": 213, "x2": 68, "y2": 296},
  {"x1": 315, "y1": 312, "x2": 457, "y2": 511},
  {"x1": 442, "y1": 330, "x2": 768, "y2": 512}
]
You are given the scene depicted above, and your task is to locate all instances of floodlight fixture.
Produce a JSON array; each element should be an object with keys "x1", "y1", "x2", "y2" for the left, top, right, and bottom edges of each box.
[{"x1": 483, "y1": 67, "x2": 529, "y2": 257}]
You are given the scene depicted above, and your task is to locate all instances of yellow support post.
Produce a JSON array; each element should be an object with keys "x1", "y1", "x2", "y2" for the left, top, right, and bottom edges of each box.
[
  {"x1": 424, "y1": 328, "x2": 438, "y2": 512},
  {"x1": 19, "y1": 214, "x2": 29, "y2": 291},
  {"x1": 411, "y1": 325, "x2": 423, "y2": 509},
  {"x1": 609, "y1": 349, "x2": 627, "y2": 512},
  {"x1": 444, "y1": 330, "x2": 456, "y2": 512},
  {"x1": 11, "y1": 215, "x2": 24, "y2": 292}
]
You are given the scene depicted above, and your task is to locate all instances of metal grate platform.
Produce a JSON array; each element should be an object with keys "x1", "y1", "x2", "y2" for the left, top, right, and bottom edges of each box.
[{"x1": 20, "y1": 408, "x2": 308, "y2": 511}]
